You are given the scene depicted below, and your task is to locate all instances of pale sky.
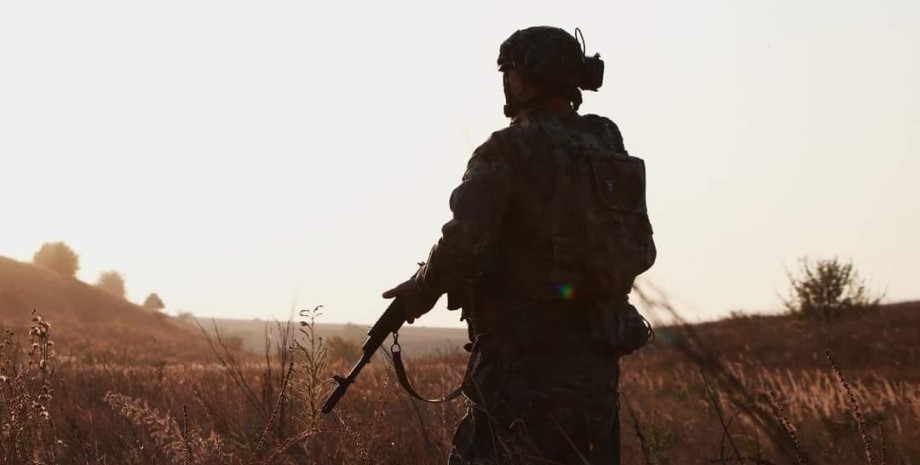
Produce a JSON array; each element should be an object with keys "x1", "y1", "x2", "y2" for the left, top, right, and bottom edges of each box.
[{"x1": 1, "y1": 0, "x2": 917, "y2": 327}]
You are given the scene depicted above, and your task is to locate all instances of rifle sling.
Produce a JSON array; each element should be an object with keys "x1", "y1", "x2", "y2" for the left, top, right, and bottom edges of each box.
[{"x1": 391, "y1": 342, "x2": 476, "y2": 404}]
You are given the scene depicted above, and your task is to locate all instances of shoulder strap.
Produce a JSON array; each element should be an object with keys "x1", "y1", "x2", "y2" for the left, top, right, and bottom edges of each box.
[{"x1": 582, "y1": 114, "x2": 627, "y2": 153}]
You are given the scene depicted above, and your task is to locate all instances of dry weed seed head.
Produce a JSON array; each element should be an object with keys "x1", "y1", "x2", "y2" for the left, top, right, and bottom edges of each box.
[{"x1": 825, "y1": 350, "x2": 876, "y2": 465}]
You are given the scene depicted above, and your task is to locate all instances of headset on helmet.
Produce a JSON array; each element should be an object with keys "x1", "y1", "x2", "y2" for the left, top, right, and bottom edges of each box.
[{"x1": 497, "y1": 26, "x2": 605, "y2": 92}]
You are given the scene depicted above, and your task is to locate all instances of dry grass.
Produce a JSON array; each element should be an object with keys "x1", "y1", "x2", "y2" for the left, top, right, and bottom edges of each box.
[{"x1": 0, "y1": 296, "x2": 918, "y2": 464}]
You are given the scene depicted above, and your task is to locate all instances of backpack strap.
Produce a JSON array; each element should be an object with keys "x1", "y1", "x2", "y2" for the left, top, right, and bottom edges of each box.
[{"x1": 581, "y1": 114, "x2": 627, "y2": 154}]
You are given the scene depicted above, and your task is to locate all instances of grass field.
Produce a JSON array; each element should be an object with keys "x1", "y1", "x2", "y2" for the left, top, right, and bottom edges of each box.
[
  {"x1": 2, "y1": 255, "x2": 918, "y2": 464},
  {"x1": 1, "y1": 295, "x2": 917, "y2": 464}
]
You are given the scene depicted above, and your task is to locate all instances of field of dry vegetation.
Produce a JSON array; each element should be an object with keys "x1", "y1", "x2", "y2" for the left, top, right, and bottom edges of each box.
[{"x1": 1, "y1": 296, "x2": 918, "y2": 465}]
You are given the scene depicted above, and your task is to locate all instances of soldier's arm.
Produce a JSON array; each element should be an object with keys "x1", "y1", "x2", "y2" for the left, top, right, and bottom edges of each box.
[{"x1": 414, "y1": 135, "x2": 513, "y2": 297}]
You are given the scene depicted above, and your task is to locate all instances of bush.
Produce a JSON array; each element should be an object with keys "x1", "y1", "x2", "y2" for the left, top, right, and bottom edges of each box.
[
  {"x1": 96, "y1": 270, "x2": 126, "y2": 299},
  {"x1": 326, "y1": 335, "x2": 362, "y2": 362},
  {"x1": 32, "y1": 241, "x2": 79, "y2": 277},
  {"x1": 142, "y1": 293, "x2": 165, "y2": 312},
  {"x1": 783, "y1": 257, "x2": 881, "y2": 321},
  {"x1": 176, "y1": 311, "x2": 195, "y2": 324}
]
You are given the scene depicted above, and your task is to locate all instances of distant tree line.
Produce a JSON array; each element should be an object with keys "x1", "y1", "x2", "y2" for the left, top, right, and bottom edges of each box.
[{"x1": 31, "y1": 241, "x2": 166, "y2": 312}]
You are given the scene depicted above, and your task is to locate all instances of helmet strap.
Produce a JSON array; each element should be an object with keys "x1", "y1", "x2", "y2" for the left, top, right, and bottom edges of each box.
[{"x1": 503, "y1": 72, "x2": 557, "y2": 118}]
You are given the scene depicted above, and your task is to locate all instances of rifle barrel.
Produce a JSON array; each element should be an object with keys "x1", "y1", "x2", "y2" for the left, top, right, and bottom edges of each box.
[
  {"x1": 321, "y1": 297, "x2": 407, "y2": 414},
  {"x1": 321, "y1": 354, "x2": 369, "y2": 413}
]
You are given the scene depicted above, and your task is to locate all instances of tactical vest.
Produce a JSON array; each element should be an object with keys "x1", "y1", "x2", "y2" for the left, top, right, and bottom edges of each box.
[{"x1": 481, "y1": 112, "x2": 656, "y2": 302}]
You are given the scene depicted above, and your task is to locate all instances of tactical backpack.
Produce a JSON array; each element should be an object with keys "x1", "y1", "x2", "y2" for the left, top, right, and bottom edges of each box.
[
  {"x1": 582, "y1": 117, "x2": 656, "y2": 290},
  {"x1": 579, "y1": 115, "x2": 656, "y2": 354},
  {"x1": 537, "y1": 113, "x2": 657, "y2": 299}
]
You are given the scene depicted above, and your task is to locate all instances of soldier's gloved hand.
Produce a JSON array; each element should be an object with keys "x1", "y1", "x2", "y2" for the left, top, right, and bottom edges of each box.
[{"x1": 382, "y1": 278, "x2": 441, "y2": 324}]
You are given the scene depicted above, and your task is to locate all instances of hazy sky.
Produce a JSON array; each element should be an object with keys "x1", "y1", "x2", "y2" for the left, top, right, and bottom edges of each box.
[{"x1": 2, "y1": 0, "x2": 918, "y2": 327}]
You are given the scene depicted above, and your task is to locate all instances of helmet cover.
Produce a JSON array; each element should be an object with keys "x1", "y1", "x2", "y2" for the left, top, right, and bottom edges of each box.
[{"x1": 498, "y1": 26, "x2": 587, "y2": 89}]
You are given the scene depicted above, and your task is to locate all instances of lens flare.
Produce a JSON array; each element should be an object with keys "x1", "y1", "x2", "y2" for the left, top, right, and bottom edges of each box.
[{"x1": 556, "y1": 283, "x2": 575, "y2": 300}]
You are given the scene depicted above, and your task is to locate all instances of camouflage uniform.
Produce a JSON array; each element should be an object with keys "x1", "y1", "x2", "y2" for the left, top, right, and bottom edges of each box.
[{"x1": 414, "y1": 106, "x2": 656, "y2": 464}]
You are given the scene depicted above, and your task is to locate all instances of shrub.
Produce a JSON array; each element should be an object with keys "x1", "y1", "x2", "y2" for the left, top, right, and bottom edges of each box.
[
  {"x1": 783, "y1": 257, "x2": 881, "y2": 321},
  {"x1": 96, "y1": 270, "x2": 127, "y2": 299},
  {"x1": 32, "y1": 241, "x2": 79, "y2": 277},
  {"x1": 176, "y1": 310, "x2": 195, "y2": 324},
  {"x1": 142, "y1": 293, "x2": 165, "y2": 312},
  {"x1": 326, "y1": 335, "x2": 361, "y2": 362}
]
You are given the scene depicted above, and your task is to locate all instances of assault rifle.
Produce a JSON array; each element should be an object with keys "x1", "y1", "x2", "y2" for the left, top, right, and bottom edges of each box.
[{"x1": 321, "y1": 297, "x2": 407, "y2": 414}]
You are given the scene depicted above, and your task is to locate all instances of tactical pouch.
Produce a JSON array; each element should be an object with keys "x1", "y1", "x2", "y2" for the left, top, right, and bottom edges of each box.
[
  {"x1": 587, "y1": 301, "x2": 653, "y2": 356},
  {"x1": 589, "y1": 156, "x2": 647, "y2": 213},
  {"x1": 585, "y1": 153, "x2": 657, "y2": 285}
]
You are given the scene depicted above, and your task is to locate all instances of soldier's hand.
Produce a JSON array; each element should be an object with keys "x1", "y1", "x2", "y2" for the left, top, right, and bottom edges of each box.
[{"x1": 382, "y1": 278, "x2": 440, "y2": 324}]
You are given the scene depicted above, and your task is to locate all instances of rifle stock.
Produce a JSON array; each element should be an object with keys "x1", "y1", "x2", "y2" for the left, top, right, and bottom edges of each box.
[{"x1": 321, "y1": 297, "x2": 407, "y2": 414}]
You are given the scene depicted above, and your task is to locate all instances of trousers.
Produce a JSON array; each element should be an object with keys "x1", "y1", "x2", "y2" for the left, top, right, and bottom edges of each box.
[{"x1": 448, "y1": 299, "x2": 622, "y2": 465}]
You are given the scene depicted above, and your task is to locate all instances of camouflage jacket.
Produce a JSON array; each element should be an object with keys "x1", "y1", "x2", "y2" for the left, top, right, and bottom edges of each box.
[{"x1": 416, "y1": 108, "x2": 656, "y2": 307}]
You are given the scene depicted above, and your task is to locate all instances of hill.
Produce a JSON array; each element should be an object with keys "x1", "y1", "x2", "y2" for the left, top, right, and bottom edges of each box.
[
  {"x1": 0, "y1": 255, "x2": 213, "y2": 363},
  {"x1": 628, "y1": 299, "x2": 920, "y2": 381}
]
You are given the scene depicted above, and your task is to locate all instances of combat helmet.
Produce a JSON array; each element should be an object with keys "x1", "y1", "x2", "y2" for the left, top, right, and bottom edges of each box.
[{"x1": 497, "y1": 26, "x2": 605, "y2": 116}]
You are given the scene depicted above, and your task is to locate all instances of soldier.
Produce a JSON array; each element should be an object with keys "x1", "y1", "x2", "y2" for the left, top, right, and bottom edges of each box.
[{"x1": 383, "y1": 26, "x2": 656, "y2": 465}]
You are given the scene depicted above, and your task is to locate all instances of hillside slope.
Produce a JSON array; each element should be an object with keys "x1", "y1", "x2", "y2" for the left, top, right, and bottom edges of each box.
[
  {"x1": 0, "y1": 255, "x2": 212, "y2": 363},
  {"x1": 630, "y1": 300, "x2": 920, "y2": 381}
]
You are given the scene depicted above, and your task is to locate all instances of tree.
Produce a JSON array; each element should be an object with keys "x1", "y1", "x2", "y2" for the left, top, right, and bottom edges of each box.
[
  {"x1": 784, "y1": 257, "x2": 881, "y2": 321},
  {"x1": 32, "y1": 241, "x2": 80, "y2": 277},
  {"x1": 142, "y1": 293, "x2": 165, "y2": 312},
  {"x1": 96, "y1": 271, "x2": 126, "y2": 299}
]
